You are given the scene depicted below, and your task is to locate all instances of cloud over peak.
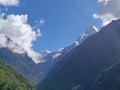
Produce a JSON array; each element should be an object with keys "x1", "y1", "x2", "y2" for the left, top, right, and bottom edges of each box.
[
  {"x1": 93, "y1": 0, "x2": 120, "y2": 26},
  {"x1": 0, "y1": 14, "x2": 42, "y2": 63},
  {"x1": 0, "y1": 0, "x2": 19, "y2": 6}
]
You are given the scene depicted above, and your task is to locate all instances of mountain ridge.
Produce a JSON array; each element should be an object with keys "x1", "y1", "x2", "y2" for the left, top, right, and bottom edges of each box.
[
  {"x1": 37, "y1": 25, "x2": 98, "y2": 75},
  {"x1": 37, "y1": 19, "x2": 120, "y2": 90}
]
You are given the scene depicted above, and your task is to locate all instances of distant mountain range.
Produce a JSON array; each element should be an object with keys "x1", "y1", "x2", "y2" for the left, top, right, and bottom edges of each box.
[
  {"x1": 37, "y1": 25, "x2": 98, "y2": 75},
  {"x1": 1, "y1": 18, "x2": 120, "y2": 90},
  {"x1": 0, "y1": 24, "x2": 98, "y2": 87},
  {"x1": 37, "y1": 19, "x2": 120, "y2": 90}
]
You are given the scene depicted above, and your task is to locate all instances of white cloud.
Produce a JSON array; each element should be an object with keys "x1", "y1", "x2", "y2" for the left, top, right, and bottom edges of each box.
[
  {"x1": 40, "y1": 18, "x2": 45, "y2": 25},
  {"x1": 0, "y1": 33, "x2": 25, "y2": 54},
  {"x1": 37, "y1": 28, "x2": 42, "y2": 37},
  {"x1": 0, "y1": 0, "x2": 19, "y2": 6},
  {"x1": 93, "y1": 0, "x2": 120, "y2": 26},
  {"x1": 0, "y1": 14, "x2": 42, "y2": 63}
]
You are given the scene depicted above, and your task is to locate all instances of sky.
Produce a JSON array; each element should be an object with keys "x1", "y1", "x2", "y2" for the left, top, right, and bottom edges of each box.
[
  {"x1": 0, "y1": 0, "x2": 101, "y2": 51},
  {"x1": 0, "y1": 0, "x2": 120, "y2": 63}
]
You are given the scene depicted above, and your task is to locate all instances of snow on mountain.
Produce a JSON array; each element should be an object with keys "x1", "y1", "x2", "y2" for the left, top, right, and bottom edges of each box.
[
  {"x1": 75, "y1": 25, "x2": 98, "y2": 46},
  {"x1": 38, "y1": 50, "x2": 52, "y2": 62},
  {"x1": 85, "y1": 26, "x2": 98, "y2": 36},
  {"x1": 39, "y1": 25, "x2": 98, "y2": 62},
  {"x1": 52, "y1": 53, "x2": 62, "y2": 59},
  {"x1": 40, "y1": 50, "x2": 52, "y2": 58},
  {"x1": 37, "y1": 26, "x2": 99, "y2": 74}
]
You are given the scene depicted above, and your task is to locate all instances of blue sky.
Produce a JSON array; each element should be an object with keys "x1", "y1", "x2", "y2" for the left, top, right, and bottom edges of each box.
[
  {"x1": 4, "y1": 0, "x2": 101, "y2": 51},
  {"x1": 31, "y1": 0, "x2": 101, "y2": 51},
  {"x1": 0, "y1": 0, "x2": 109, "y2": 51},
  {"x1": 0, "y1": 0, "x2": 119, "y2": 62}
]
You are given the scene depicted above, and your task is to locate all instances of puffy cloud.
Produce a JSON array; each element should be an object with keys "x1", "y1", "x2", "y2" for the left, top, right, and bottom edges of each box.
[
  {"x1": 0, "y1": 0, "x2": 19, "y2": 6},
  {"x1": 93, "y1": 0, "x2": 120, "y2": 26},
  {"x1": 0, "y1": 33, "x2": 25, "y2": 54},
  {"x1": 0, "y1": 14, "x2": 42, "y2": 63}
]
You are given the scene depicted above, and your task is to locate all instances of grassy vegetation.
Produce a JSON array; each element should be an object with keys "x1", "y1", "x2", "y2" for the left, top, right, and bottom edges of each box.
[{"x1": 0, "y1": 60, "x2": 35, "y2": 90}]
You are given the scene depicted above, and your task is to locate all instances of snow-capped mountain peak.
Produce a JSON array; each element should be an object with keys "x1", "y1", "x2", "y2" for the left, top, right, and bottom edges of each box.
[
  {"x1": 85, "y1": 25, "x2": 98, "y2": 36},
  {"x1": 76, "y1": 26, "x2": 98, "y2": 46},
  {"x1": 40, "y1": 50, "x2": 52, "y2": 55},
  {"x1": 39, "y1": 50, "x2": 52, "y2": 60},
  {"x1": 39, "y1": 25, "x2": 99, "y2": 63},
  {"x1": 37, "y1": 25, "x2": 99, "y2": 75}
]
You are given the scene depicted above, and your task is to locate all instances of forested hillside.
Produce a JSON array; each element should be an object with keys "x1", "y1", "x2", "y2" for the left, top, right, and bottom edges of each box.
[{"x1": 0, "y1": 60, "x2": 35, "y2": 90}]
